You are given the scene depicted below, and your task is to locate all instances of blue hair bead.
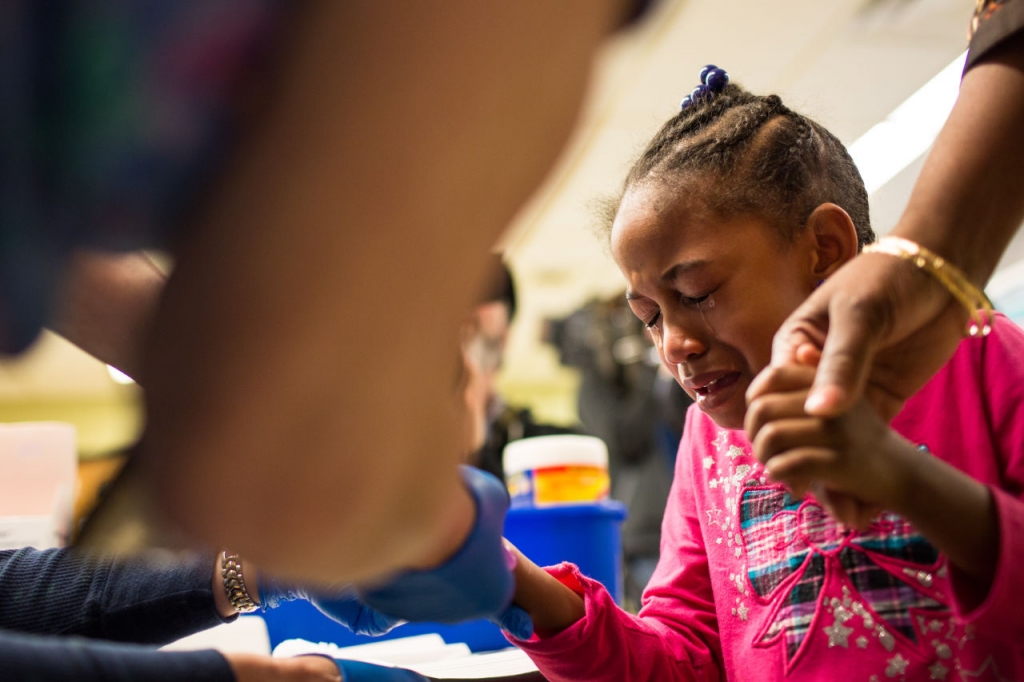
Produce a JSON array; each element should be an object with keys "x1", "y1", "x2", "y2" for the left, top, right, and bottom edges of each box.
[
  {"x1": 705, "y1": 68, "x2": 729, "y2": 92},
  {"x1": 681, "y1": 65, "x2": 729, "y2": 110}
]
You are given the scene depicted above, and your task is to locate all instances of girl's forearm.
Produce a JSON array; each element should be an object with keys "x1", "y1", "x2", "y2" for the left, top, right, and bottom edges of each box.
[
  {"x1": 887, "y1": 437, "x2": 998, "y2": 605},
  {"x1": 509, "y1": 546, "x2": 585, "y2": 638}
]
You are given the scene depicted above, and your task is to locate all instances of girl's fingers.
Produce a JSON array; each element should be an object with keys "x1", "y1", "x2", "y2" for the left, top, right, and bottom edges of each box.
[
  {"x1": 746, "y1": 363, "x2": 817, "y2": 405},
  {"x1": 772, "y1": 457, "x2": 882, "y2": 530},
  {"x1": 785, "y1": 475, "x2": 814, "y2": 500},
  {"x1": 851, "y1": 502, "x2": 883, "y2": 531},
  {"x1": 749, "y1": 412, "x2": 829, "y2": 465},
  {"x1": 763, "y1": 447, "x2": 838, "y2": 485},
  {"x1": 814, "y1": 486, "x2": 860, "y2": 528},
  {"x1": 794, "y1": 342, "x2": 822, "y2": 367},
  {"x1": 745, "y1": 389, "x2": 812, "y2": 444},
  {"x1": 816, "y1": 488, "x2": 880, "y2": 530}
]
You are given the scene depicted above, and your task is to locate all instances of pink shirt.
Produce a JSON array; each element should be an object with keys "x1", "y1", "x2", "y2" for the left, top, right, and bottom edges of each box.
[{"x1": 515, "y1": 314, "x2": 1024, "y2": 681}]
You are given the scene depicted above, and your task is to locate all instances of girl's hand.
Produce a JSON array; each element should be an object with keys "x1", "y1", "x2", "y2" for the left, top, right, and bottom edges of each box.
[
  {"x1": 504, "y1": 541, "x2": 585, "y2": 639},
  {"x1": 746, "y1": 364, "x2": 918, "y2": 528},
  {"x1": 749, "y1": 363, "x2": 998, "y2": 595}
]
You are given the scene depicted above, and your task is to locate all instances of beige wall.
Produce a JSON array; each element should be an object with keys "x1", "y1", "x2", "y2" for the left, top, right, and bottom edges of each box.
[{"x1": 0, "y1": 333, "x2": 142, "y2": 460}]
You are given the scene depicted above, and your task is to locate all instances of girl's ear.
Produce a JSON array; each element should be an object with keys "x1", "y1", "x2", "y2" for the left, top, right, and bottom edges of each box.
[{"x1": 805, "y1": 203, "x2": 858, "y2": 280}]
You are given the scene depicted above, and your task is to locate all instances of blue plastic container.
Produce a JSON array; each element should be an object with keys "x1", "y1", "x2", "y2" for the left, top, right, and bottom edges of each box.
[
  {"x1": 503, "y1": 501, "x2": 627, "y2": 602},
  {"x1": 260, "y1": 501, "x2": 627, "y2": 652}
]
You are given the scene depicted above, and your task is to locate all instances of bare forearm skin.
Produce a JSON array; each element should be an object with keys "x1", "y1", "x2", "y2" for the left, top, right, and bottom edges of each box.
[
  {"x1": 886, "y1": 436, "x2": 998, "y2": 605},
  {"x1": 508, "y1": 546, "x2": 585, "y2": 638},
  {"x1": 894, "y1": 31, "x2": 1024, "y2": 285}
]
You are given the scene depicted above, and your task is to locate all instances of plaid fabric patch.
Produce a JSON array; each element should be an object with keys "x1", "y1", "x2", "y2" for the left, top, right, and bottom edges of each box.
[
  {"x1": 762, "y1": 553, "x2": 827, "y2": 658},
  {"x1": 740, "y1": 487, "x2": 946, "y2": 661},
  {"x1": 840, "y1": 546, "x2": 944, "y2": 642},
  {"x1": 853, "y1": 513, "x2": 939, "y2": 565},
  {"x1": 741, "y1": 488, "x2": 805, "y2": 597}
]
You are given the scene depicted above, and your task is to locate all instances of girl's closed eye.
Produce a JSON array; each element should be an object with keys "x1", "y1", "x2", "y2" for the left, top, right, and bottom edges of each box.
[
  {"x1": 680, "y1": 288, "x2": 716, "y2": 309},
  {"x1": 644, "y1": 311, "x2": 662, "y2": 330}
]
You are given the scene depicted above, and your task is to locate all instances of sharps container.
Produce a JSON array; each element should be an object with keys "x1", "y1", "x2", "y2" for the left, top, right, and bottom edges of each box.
[
  {"x1": 502, "y1": 435, "x2": 627, "y2": 603},
  {"x1": 503, "y1": 434, "x2": 610, "y2": 508}
]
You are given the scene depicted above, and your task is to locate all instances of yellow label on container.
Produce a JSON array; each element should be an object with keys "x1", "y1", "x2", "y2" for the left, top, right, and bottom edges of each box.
[
  {"x1": 533, "y1": 465, "x2": 609, "y2": 505},
  {"x1": 507, "y1": 471, "x2": 533, "y2": 503}
]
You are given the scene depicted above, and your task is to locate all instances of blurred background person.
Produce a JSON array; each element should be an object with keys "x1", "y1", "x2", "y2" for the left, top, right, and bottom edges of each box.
[{"x1": 463, "y1": 255, "x2": 578, "y2": 481}]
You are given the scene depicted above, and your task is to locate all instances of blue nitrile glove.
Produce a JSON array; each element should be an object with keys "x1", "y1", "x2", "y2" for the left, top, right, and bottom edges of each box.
[
  {"x1": 359, "y1": 466, "x2": 534, "y2": 640},
  {"x1": 494, "y1": 602, "x2": 534, "y2": 641},
  {"x1": 259, "y1": 579, "x2": 403, "y2": 637},
  {"x1": 331, "y1": 659, "x2": 430, "y2": 682}
]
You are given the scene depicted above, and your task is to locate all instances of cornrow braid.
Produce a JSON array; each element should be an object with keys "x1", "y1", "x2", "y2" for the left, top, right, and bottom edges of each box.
[{"x1": 614, "y1": 82, "x2": 874, "y2": 249}]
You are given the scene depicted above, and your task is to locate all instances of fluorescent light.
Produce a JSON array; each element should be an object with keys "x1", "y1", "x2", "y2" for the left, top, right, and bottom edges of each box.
[
  {"x1": 106, "y1": 365, "x2": 135, "y2": 385},
  {"x1": 849, "y1": 51, "x2": 967, "y2": 195}
]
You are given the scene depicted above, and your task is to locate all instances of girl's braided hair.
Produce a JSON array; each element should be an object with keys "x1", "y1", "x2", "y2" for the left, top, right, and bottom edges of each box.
[{"x1": 613, "y1": 82, "x2": 874, "y2": 248}]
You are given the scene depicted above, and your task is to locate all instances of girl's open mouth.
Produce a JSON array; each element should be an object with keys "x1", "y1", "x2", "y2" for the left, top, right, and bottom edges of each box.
[
  {"x1": 690, "y1": 371, "x2": 742, "y2": 414},
  {"x1": 695, "y1": 373, "x2": 739, "y2": 396}
]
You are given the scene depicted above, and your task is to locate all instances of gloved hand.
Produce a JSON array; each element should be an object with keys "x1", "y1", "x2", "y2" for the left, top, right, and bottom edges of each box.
[
  {"x1": 492, "y1": 601, "x2": 534, "y2": 641},
  {"x1": 259, "y1": 579, "x2": 403, "y2": 637},
  {"x1": 358, "y1": 466, "x2": 533, "y2": 639}
]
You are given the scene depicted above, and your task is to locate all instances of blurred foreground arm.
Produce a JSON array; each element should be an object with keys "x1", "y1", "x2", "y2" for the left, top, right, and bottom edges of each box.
[
  {"x1": 767, "y1": 17, "x2": 1024, "y2": 419},
  {"x1": 51, "y1": 250, "x2": 166, "y2": 382},
  {"x1": 142, "y1": 1, "x2": 629, "y2": 584}
]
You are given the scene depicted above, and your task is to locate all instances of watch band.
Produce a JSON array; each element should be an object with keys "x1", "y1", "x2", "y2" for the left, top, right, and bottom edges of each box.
[{"x1": 221, "y1": 550, "x2": 259, "y2": 614}]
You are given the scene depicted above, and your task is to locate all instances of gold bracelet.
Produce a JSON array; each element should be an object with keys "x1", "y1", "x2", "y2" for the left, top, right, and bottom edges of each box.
[
  {"x1": 221, "y1": 551, "x2": 259, "y2": 614},
  {"x1": 862, "y1": 236, "x2": 994, "y2": 337}
]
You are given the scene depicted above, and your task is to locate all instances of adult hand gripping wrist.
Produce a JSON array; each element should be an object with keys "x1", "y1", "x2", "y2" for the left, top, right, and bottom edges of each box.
[
  {"x1": 359, "y1": 466, "x2": 534, "y2": 640},
  {"x1": 258, "y1": 577, "x2": 404, "y2": 637}
]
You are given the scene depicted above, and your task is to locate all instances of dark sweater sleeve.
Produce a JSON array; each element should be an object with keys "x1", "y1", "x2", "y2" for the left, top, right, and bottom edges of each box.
[
  {"x1": 0, "y1": 628, "x2": 235, "y2": 682},
  {"x1": 0, "y1": 547, "x2": 231, "y2": 644},
  {"x1": 966, "y1": 0, "x2": 1024, "y2": 70}
]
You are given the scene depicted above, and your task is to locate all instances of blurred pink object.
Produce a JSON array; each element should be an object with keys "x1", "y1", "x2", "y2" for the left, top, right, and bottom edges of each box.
[{"x1": 0, "y1": 423, "x2": 77, "y2": 549}]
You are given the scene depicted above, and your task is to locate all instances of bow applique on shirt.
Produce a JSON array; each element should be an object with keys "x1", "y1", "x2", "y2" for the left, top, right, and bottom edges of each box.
[{"x1": 739, "y1": 487, "x2": 948, "y2": 664}]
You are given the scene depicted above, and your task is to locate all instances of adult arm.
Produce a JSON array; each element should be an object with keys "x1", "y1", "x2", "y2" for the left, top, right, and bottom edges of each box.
[
  {"x1": 0, "y1": 628, "x2": 350, "y2": 682},
  {"x1": 0, "y1": 545, "x2": 407, "y2": 644},
  {"x1": 140, "y1": 0, "x2": 630, "y2": 585},
  {"x1": 0, "y1": 547, "x2": 233, "y2": 682},
  {"x1": 0, "y1": 547, "x2": 229, "y2": 642},
  {"x1": 0, "y1": 630, "x2": 234, "y2": 682},
  {"x1": 766, "y1": 3, "x2": 1024, "y2": 420},
  {"x1": 0, "y1": 548, "x2": 371, "y2": 681}
]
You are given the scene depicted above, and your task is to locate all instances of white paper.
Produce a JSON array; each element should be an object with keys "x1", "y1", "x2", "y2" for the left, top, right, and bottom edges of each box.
[{"x1": 273, "y1": 635, "x2": 539, "y2": 679}]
